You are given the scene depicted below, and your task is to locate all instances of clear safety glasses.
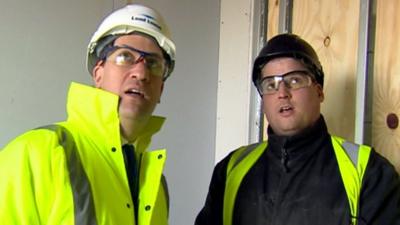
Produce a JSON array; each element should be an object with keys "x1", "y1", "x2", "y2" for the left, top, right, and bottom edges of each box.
[
  {"x1": 256, "y1": 70, "x2": 315, "y2": 95},
  {"x1": 101, "y1": 45, "x2": 167, "y2": 78}
]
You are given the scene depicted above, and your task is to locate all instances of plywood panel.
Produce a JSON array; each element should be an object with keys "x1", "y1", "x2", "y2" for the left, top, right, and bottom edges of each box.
[
  {"x1": 267, "y1": 0, "x2": 280, "y2": 39},
  {"x1": 262, "y1": 0, "x2": 280, "y2": 140},
  {"x1": 372, "y1": 0, "x2": 400, "y2": 172},
  {"x1": 264, "y1": 0, "x2": 360, "y2": 140},
  {"x1": 291, "y1": 0, "x2": 360, "y2": 141}
]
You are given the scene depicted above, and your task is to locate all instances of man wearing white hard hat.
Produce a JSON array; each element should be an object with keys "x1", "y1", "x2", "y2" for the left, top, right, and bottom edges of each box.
[{"x1": 0, "y1": 4, "x2": 175, "y2": 225}]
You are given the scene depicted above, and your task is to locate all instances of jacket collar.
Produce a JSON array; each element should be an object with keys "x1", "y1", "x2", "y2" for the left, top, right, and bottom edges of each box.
[
  {"x1": 65, "y1": 82, "x2": 165, "y2": 153},
  {"x1": 267, "y1": 115, "x2": 329, "y2": 156}
]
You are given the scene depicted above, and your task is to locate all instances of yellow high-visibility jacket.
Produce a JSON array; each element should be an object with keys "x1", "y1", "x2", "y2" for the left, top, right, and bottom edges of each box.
[{"x1": 0, "y1": 82, "x2": 169, "y2": 225}]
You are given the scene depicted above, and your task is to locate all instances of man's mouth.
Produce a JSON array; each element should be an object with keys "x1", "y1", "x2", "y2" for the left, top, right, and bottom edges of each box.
[
  {"x1": 125, "y1": 88, "x2": 145, "y2": 98},
  {"x1": 279, "y1": 105, "x2": 293, "y2": 113}
]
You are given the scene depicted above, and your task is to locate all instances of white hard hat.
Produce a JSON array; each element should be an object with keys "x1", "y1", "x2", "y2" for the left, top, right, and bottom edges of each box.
[{"x1": 86, "y1": 4, "x2": 176, "y2": 80}]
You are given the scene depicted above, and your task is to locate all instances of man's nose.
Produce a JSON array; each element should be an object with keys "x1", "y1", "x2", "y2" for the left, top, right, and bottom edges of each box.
[
  {"x1": 129, "y1": 59, "x2": 150, "y2": 81},
  {"x1": 276, "y1": 81, "x2": 291, "y2": 98}
]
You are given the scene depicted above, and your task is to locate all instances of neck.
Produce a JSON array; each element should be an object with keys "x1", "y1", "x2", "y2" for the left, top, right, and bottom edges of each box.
[{"x1": 119, "y1": 116, "x2": 150, "y2": 143}]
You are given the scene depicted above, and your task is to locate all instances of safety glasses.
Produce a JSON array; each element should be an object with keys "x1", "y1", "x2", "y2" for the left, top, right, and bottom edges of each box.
[
  {"x1": 256, "y1": 70, "x2": 315, "y2": 95},
  {"x1": 101, "y1": 45, "x2": 167, "y2": 79}
]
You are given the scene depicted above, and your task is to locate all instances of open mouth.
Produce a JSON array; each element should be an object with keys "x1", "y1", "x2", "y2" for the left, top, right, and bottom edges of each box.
[
  {"x1": 125, "y1": 88, "x2": 145, "y2": 98},
  {"x1": 279, "y1": 105, "x2": 293, "y2": 113}
]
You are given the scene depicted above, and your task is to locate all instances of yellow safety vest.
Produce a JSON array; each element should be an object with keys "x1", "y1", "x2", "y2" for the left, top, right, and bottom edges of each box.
[{"x1": 223, "y1": 136, "x2": 371, "y2": 225}]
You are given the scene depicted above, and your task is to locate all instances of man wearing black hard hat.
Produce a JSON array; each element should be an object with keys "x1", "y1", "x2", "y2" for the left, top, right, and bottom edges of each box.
[{"x1": 196, "y1": 33, "x2": 400, "y2": 225}]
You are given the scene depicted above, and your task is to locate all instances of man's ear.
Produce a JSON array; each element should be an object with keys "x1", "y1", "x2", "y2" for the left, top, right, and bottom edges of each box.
[
  {"x1": 316, "y1": 84, "x2": 324, "y2": 102},
  {"x1": 92, "y1": 62, "x2": 104, "y2": 88}
]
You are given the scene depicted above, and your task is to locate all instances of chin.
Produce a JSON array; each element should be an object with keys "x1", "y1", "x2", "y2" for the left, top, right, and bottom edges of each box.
[
  {"x1": 119, "y1": 109, "x2": 142, "y2": 119},
  {"x1": 273, "y1": 124, "x2": 301, "y2": 136},
  {"x1": 274, "y1": 129, "x2": 296, "y2": 136}
]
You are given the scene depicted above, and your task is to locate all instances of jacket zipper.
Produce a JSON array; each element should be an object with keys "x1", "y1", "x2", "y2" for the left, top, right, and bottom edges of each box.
[
  {"x1": 271, "y1": 146, "x2": 290, "y2": 225},
  {"x1": 281, "y1": 147, "x2": 289, "y2": 173}
]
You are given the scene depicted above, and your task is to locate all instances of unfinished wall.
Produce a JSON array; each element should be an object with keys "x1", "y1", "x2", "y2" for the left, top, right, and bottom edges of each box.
[
  {"x1": 291, "y1": 0, "x2": 360, "y2": 142},
  {"x1": 265, "y1": 0, "x2": 400, "y2": 171},
  {"x1": 372, "y1": 0, "x2": 400, "y2": 171},
  {"x1": 265, "y1": 0, "x2": 360, "y2": 140}
]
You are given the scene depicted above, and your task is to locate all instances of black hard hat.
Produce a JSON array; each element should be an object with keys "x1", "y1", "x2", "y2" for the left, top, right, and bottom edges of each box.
[{"x1": 252, "y1": 33, "x2": 324, "y2": 89}]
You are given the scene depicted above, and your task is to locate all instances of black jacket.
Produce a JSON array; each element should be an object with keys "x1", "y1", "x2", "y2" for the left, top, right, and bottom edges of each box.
[{"x1": 195, "y1": 116, "x2": 400, "y2": 225}]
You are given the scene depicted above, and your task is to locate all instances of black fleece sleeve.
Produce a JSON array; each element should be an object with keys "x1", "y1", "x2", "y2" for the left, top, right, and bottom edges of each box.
[
  {"x1": 195, "y1": 152, "x2": 233, "y2": 225},
  {"x1": 359, "y1": 149, "x2": 400, "y2": 225}
]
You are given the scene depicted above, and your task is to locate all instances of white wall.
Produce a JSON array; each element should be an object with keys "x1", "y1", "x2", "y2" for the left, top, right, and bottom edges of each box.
[
  {"x1": 0, "y1": 0, "x2": 220, "y2": 225},
  {"x1": 141, "y1": 1, "x2": 260, "y2": 225},
  {"x1": 0, "y1": 0, "x2": 125, "y2": 145},
  {"x1": 131, "y1": 1, "x2": 220, "y2": 224},
  {"x1": 216, "y1": 0, "x2": 263, "y2": 162}
]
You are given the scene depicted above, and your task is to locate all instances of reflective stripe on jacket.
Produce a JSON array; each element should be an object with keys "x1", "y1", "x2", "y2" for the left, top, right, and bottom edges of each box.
[
  {"x1": 0, "y1": 82, "x2": 168, "y2": 225},
  {"x1": 223, "y1": 136, "x2": 371, "y2": 225}
]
